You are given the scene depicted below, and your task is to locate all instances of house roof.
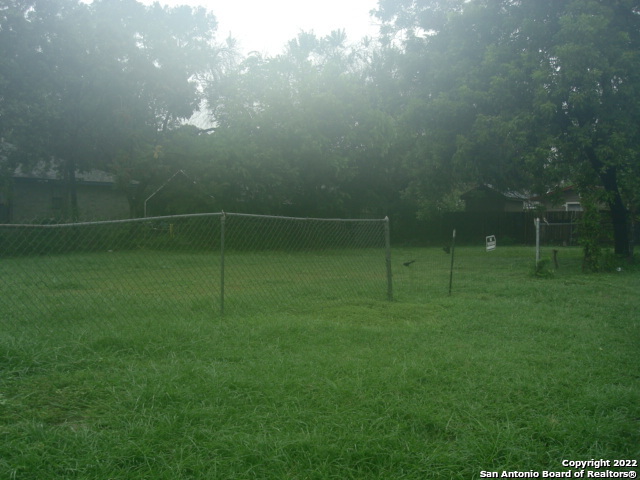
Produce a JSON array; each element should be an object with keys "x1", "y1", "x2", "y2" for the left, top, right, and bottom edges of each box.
[
  {"x1": 13, "y1": 163, "x2": 117, "y2": 186},
  {"x1": 528, "y1": 185, "x2": 577, "y2": 202},
  {"x1": 460, "y1": 184, "x2": 531, "y2": 202}
]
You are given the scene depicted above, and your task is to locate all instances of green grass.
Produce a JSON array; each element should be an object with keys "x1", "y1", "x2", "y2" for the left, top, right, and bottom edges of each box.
[{"x1": 1, "y1": 246, "x2": 639, "y2": 479}]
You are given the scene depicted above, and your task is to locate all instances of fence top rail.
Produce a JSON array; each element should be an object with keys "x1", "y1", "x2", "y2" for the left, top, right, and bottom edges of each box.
[
  {"x1": 540, "y1": 222, "x2": 577, "y2": 226},
  {"x1": 0, "y1": 212, "x2": 224, "y2": 229},
  {"x1": 223, "y1": 212, "x2": 387, "y2": 223},
  {"x1": 0, "y1": 212, "x2": 387, "y2": 229}
]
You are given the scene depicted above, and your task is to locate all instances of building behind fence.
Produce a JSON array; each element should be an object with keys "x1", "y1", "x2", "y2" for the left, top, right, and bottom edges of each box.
[
  {"x1": 400, "y1": 211, "x2": 614, "y2": 247},
  {"x1": 0, "y1": 213, "x2": 391, "y2": 333}
]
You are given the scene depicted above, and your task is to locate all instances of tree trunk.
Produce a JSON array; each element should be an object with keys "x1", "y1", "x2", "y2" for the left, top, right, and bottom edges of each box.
[
  {"x1": 66, "y1": 159, "x2": 80, "y2": 222},
  {"x1": 126, "y1": 180, "x2": 148, "y2": 218},
  {"x1": 608, "y1": 195, "x2": 630, "y2": 256},
  {"x1": 599, "y1": 166, "x2": 630, "y2": 257},
  {"x1": 586, "y1": 148, "x2": 630, "y2": 257}
]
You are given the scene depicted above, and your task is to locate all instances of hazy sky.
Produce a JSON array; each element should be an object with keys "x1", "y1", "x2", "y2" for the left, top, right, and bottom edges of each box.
[{"x1": 138, "y1": 0, "x2": 381, "y2": 56}]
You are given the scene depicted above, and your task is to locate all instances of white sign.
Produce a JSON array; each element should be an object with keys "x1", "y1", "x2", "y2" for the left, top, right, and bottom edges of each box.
[{"x1": 486, "y1": 235, "x2": 496, "y2": 251}]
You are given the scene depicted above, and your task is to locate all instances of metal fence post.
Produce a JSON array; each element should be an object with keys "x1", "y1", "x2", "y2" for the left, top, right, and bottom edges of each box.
[
  {"x1": 220, "y1": 212, "x2": 225, "y2": 315},
  {"x1": 448, "y1": 228, "x2": 456, "y2": 296},
  {"x1": 384, "y1": 216, "x2": 393, "y2": 301},
  {"x1": 535, "y1": 217, "x2": 540, "y2": 266}
]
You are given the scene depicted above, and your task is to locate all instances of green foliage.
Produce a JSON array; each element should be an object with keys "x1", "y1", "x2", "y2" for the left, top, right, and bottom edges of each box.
[
  {"x1": 374, "y1": 0, "x2": 640, "y2": 255},
  {"x1": 578, "y1": 200, "x2": 605, "y2": 272},
  {"x1": 0, "y1": 0, "x2": 223, "y2": 220},
  {"x1": 203, "y1": 35, "x2": 407, "y2": 218},
  {"x1": 3, "y1": 0, "x2": 640, "y2": 252},
  {"x1": 532, "y1": 259, "x2": 555, "y2": 278}
]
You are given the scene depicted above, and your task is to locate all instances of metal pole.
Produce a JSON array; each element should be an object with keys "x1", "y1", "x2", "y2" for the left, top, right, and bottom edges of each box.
[
  {"x1": 143, "y1": 170, "x2": 185, "y2": 218},
  {"x1": 535, "y1": 217, "x2": 540, "y2": 266},
  {"x1": 384, "y1": 216, "x2": 393, "y2": 301},
  {"x1": 448, "y1": 229, "x2": 456, "y2": 296},
  {"x1": 220, "y1": 212, "x2": 225, "y2": 315}
]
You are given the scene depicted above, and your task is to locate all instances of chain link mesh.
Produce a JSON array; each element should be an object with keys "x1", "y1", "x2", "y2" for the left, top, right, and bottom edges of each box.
[
  {"x1": 221, "y1": 213, "x2": 390, "y2": 315},
  {"x1": 0, "y1": 213, "x2": 389, "y2": 335}
]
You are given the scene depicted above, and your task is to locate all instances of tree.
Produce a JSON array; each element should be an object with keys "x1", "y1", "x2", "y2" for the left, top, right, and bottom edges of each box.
[
  {"x1": 541, "y1": 0, "x2": 640, "y2": 256},
  {"x1": 204, "y1": 31, "x2": 406, "y2": 218},
  {"x1": 0, "y1": 0, "x2": 223, "y2": 220},
  {"x1": 1, "y1": 0, "x2": 118, "y2": 219},
  {"x1": 375, "y1": 0, "x2": 640, "y2": 255}
]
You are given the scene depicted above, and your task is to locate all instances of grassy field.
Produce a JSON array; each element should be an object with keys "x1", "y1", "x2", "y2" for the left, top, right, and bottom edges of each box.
[{"x1": 1, "y1": 246, "x2": 639, "y2": 479}]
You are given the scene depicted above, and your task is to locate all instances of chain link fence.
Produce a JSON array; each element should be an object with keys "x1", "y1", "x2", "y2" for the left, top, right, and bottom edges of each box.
[{"x1": 0, "y1": 213, "x2": 391, "y2": 335}]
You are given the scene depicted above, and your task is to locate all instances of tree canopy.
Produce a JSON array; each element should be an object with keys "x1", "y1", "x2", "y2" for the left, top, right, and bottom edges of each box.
[
  {"x1": 375, "y1": 0, "x2": 640, "y2": 255},
  {"x1": 0, "y1": 0, "x2": 222, "y2": 218},
  {"x1": 1, "y1": 0, "x2": 639, "y2": 255}
]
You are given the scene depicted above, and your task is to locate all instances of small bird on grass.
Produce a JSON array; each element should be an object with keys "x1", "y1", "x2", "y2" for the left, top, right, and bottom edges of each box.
[
  {"x1": 403, "y1": 259, "x2": 416, "y2": 267},
  {"x1": 443, "y1": 246, "x2": 451, "y2": 254}
]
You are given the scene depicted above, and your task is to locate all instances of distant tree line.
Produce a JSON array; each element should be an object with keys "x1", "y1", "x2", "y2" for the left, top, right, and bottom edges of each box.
[{"x1": 1, "y1": 0, "x2": 638, "y2": 256}]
